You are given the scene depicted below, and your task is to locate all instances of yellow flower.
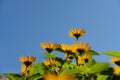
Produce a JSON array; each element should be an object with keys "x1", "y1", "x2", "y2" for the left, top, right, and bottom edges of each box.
[
  {"x1": 77, "y1": 42, "x2": 91, "y2": 54},
  {"x1": 69, "y1": 28, "x2": 85, "y2": 40},
  {"x1": 19, "y1": 55, "x2": 36, "y2": 67},
  {"x1": 44, "y1": 73, "x2": 76, "y2": 80},
  {"x1": 65, "y1": 54, "x2": 74, "y2": 59},
  {"x1": 55, "y1": 67, "x2": 61, "y2": 72},
  {"x1": 82, "y1": 54, "x2": 92, "y2": 62},
  {"x1": 78, "y1": 59, "x2": 84, "y2": 65},
  {"x1": 77, "y1": 54, "x2": 92, "y2": 65},
  {"x1": 60, "y1": 44, "x2": 76, "y2": 54},
  {"x1": 113, "y1": 66, "x2": 120, "y2": 75},
  {"x1": 82, "y1": 54, "x2": 92, "y2": 59},
  {"x1": 21, "y1": 65, "x2": 31, "y2": 77},
  {"x1": 60, "y1": 42, "x2": 91, "y2": 55},
  {"x1": 40, "y1": 42, "x2": 59, "y2": 53},
  {"x1": 43, "y1": 58, "x2": 58, "y2": 66},
  {"x1": 110, "y1": 57, "x2": 120, "y2": 65},
  {"x1": 60, "y1": 44, "x2": 71, "y2": 52}
]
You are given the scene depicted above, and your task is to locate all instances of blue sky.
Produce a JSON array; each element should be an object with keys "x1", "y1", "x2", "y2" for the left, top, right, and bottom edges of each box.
[{"x1": 1, "y1": 0, "x2": 120, "y2": 73}]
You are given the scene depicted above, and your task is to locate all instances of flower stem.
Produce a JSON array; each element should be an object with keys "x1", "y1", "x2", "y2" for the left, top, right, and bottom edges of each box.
[{"x1": 75, "y1": 56, "x2": 78, "y2": 66}]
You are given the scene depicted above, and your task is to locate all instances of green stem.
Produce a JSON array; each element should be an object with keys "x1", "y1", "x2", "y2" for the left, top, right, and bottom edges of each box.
[
  {"x1": 25, "y1": 75, "x2": 26, "y2": 80},
  {"x1": 76, "y1": 38, "x2": 78, "y2": 42},
  {"x1": 75, "y1": 56, "x2": 78, "y2": 66},
  {"x1": 59, "y1": 56, "x2": 68, "y2": 72},
  {"x1": 82, "y1": 75, "x2": 87, "y2": 80}
]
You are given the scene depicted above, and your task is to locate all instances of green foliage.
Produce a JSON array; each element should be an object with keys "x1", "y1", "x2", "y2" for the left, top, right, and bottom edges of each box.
[
  {"x1": 85, "y1": 59, "x2": 96, "y2": 68},
  {"x1": 4, "y1": 73, "x2": 24, "y2": 80},
  {"x1": 3, "y1": 28, "x2": 120, "y2": 80},
  {"x1": 88, "y1": 50, "x2": 99, "y2": 56},
  {"x1": 29, "y1": 63, "x2": 40, "y2": 76},
  {"x1": 35, "y1": 62, "x2": 48, "y2": 75},
  {"x1": 104, "y1": 51, "x2": 120, "y2": 57},
  {"x1": 64, "y1": 65, "x2": 87, "y2": 76},
  {"x1": 44, "y1": 52, "x2": 64, "y2": 63},
  {"x1": 89, "y1": 62, "x2": 109, "y2": 74},
  {"x1": 97, "y1": 75, "x2": 109, "y2": 80},
  {"x1": 27, "y1": 73, "x2": 43, "y2": 80}
]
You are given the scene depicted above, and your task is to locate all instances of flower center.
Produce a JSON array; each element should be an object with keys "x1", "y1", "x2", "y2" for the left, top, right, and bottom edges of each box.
[
  {"x1": 115, "y1": 61, "x2": 120, "y2": 66},
  {"x1": 77, "y1": 49, "x2": 85, "y2": 54},
  {"x1": 23, "y1": 61, "x2": 32, "y2": 67},
  {"x1": 46, "y1": 48, "x2": 53, "y2": 53}
]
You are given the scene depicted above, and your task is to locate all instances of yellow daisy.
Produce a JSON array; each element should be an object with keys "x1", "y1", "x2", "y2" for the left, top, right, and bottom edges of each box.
[
  {"x1": 110, "y1": 57, "x2": 120, "y2": 65},
  {"x1": 40, "y1": 42, "x2": 59, "y2": 53},
  {"x1": 60, "y1": 44, "x2": 76, "y2": 54},
  {"x1": 113, "y1": 66, "x2": 120, "y2": 75},
  {"x1": 21, "y1": 64, "x2": 31, "y2": 77},
  {"x1": 71, "y1": 42, "x2": 91, "y2": 55},
  {"x1": 43, "y1": 58, "x2": 58, "y2": 66},
  {"x1": 82, "y1": 54, "x2": 92, "y2": 59},
  {"x1": 65, "y1": 54, "x2": 75, "y2": 60},
  {"x1": 44, "y1": 73, "x2": 76, "y2": 80},
  {"x1": 77, "y1": 42, "x2": 91, "y2": 54},
  {"x1": 19, "y1": 55, "x2": 36, "y2": 67},
  {"x1": 69, "y1": 28, "x2": 86, "y2": 40},
  {"x1": 78, "y1": 59, "x2": 84, "y2": 65}
]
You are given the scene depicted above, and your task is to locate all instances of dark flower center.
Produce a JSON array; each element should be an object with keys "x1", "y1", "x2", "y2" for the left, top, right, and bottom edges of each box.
[
  {"x1": 68, "y1": 55, "x2": 74, "y2": 59},
  {"x1": 84, "y1": 59, "x2": 89, "y2": 63},
  {"x1": 46, "y1": 48, "x2": 53, "y2": 53},
  {"x1": 73, "y1": 34, "x2": 81, "y2": 39},
  {"x1": 65, "y1": 50, "x2": 73, "y2": 54},
  {"x1": 24, "y1": 61, "x2": 32, "y2": 67},
  {"x1": 77, "y1": 49, "x2": 85, "y2": 54},
  {"x1": 115, "y1": 61, "x2": 120, "y2": 66}
]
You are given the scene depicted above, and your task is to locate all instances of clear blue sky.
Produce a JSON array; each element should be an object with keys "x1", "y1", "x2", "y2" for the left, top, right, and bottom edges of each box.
[{"x1": 1, "y1": 0, "x2": 120, "y2": 73}]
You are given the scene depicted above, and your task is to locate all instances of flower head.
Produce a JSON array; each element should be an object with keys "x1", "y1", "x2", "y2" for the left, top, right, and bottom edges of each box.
[
  {"x1": 110, "y1": 57, "x2": 120, "y2": 66},
  {"x1": 43, "y1": 58, "x2": 58, "y2": 66},
  {"x1": 78, "y1": 59, "x2": 84, "y2": 65},
  {"x1": 44, "y1": 73, "x2": 76, "y2": 80},
  {"x1": 69, "y1": 28, "x2": 85, "y2": 40},
  {"x1": 114, "y1": 66, "x2": 120, "y2": 75},
  {"x1": 71, "y1": 42, "x2": 91, "y2": 55},
  {"x1": 19, "y1": 55, "x2": 36, "y2": 67},
  {"x1": 40, "y1": 42, "x2": 59, "y2": 53},
  {"x1": 65, "y1": 54, "x2": 74, "y2": 60},
  {"x1": 21, "y1": 64, "x2": 31, "y2": 77},
  {"x1": 60, "y1": 44, "x2": 75, "y2": 54},
  {"x1": 77, "y1": 42, "x2": 91, "y2": 54},
  {"x1": 82, "y1": 54, "x2": 92, "y2": 62}
]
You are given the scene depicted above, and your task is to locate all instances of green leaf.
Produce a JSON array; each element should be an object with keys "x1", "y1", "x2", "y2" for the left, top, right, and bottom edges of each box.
[
  {"x1": 76, "y1": 65, "x2": 88, "y2": 74},
  {"x1": 64, "y1": 65, "x2": 87, "y2": 75},
  {"x1": 86, "y1": 59, "x2": 96, "y2": 68},
  {"x1": 63, "y1": 62, "x2": 76, "y2": 70},
  {"x1": 63, "y1": 62, "x2": 89, "y2": 75},
  {"x1": 88, "y1": 50, "x2": 99, "y2": 55},
  {"x1": 4, "y1": 73, "x2": 24, "y2": 80},
  {"x1": 44, "y1": 52, "x2": 64, "y2": 63},
  {"x1": 27, "y1": 73, "x2": 43, "y2": 80},
  {"x1": 44, "y1": 52, "x2": 57, "y2": 58},
  {"x1": 104, "y1": 51, "x2": 120, "y2": 57},
  {"x1": 36, "y1": 62, "x2": 48, "y2": 75},
  {"x1": 100, "y1": 67, "x2": 113, "y2": 75},
  {"x1": 29, "y1": 63, "x2": 40, "y2": 76},
  {"x1": 89, "y1": 62, "x2": 109, "y2": 74},
  {"x1": 97, "y1": 75, "x2": 109, "y2": 80},
  {"x1": 30, "y1": 62, "x2": 49, "y2": 75}
]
